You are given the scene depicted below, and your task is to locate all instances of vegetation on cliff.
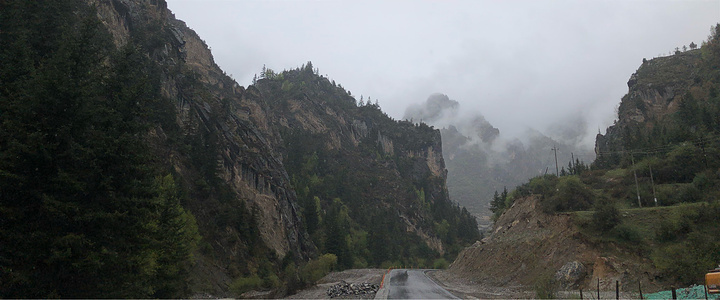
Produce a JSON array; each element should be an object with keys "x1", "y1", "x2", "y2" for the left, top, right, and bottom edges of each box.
[
  {"x1": 255, "y1": 64, "x2": 480, "y2": 271},
  {"x1": 0, "y1": 1, "x2": 200, "y2": 297},
  {"x1": 0, "y1": 0, "x2": 480, "y2": 297},
  {"x1": 0, "y1": 0, "x2": 297, "y2": 297}
]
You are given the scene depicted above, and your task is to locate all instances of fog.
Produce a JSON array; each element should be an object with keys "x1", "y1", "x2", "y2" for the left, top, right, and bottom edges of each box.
[
  {"x1": 167, "y1": 0, "x2": 719, "y2": 148},
  {"x1": 403, "y1": 93, "x2": 594, "y2": 164}
]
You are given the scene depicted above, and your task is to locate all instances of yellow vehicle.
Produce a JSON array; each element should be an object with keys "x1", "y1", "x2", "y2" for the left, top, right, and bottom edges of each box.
[{"x1": 708, "y1": 267, "x2": 720, "y2": 294}]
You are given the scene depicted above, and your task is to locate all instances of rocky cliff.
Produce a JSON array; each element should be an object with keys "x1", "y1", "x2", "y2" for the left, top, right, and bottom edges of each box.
[
  {"x1": 89, "y1": 0, "x2": 317, "y2": 295},
  {"x1": 0, "y1": 0, "x2": 480, "y2": 296},
  {"x1": 253, "y1": 67, "x2": 480, "y2": 269},
  {"x1": 595, "y1": 50, "x2": 703, "y2": 165},
  {"x1": 51, "y1": 0, "x2": 475, "y2": 295}
]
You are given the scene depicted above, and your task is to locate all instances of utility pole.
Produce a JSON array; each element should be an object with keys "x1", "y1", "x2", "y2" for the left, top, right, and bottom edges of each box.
[
  {"x1": 631, "y1": 152, "x2": 642, "y2": 208},
  {"x1": 649, "y1": 163, "x2": 658, "y2": 206},
  {"x1": 552, "y1": 146, "x2": 559, "y2": 177}
]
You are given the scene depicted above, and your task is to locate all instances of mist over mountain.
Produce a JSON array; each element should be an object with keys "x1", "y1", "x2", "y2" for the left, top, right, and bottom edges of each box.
[{"x1": 404, "y1": 94, "x2": 594, "y2": 228}]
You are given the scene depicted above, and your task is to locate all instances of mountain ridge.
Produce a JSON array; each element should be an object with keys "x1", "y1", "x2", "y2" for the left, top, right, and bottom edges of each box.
[{"x1": 0, "y1": 0, "x2": 478, "y2": 297}]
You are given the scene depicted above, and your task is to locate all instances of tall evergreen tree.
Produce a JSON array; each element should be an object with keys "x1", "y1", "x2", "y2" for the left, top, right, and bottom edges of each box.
[{"x1": 0, "y1": 1, "x2": 198, "y2": 297}]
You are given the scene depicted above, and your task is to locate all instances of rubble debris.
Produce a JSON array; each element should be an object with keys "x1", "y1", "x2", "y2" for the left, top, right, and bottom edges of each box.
[{"x1": 326, "y1": 280, "x2": 379, "y2": 298}]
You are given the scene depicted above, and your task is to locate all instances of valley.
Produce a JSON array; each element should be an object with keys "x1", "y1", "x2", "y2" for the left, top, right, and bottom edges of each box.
[{"x1": 1, "y1": 0, "x2": 719, "y2": 298}]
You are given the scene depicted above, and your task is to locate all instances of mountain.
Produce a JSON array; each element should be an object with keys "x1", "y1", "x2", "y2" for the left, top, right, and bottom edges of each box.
[
  {"x1": 596, "y1": 50, "x2": 703, "y2": 166},
  {"x1": 404, "y1": 94, "x2": 594, "y2": 229},
  {"x1": 442, "y1": 24, "x2": 720, "y2": 295},
  {"x1": 0, "y1": 0, "x2": 478, "y2": 297},
  {"x1": 1, "y1": 0, "x2": 314, "y2": 297},
  {"x1": 253, "y1": 66, "x2": 479, "y2": 270}
]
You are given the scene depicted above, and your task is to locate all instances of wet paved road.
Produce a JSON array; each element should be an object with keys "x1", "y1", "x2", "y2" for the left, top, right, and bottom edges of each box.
[{"x1": 379, "y1": 269, "x2": 458, "y2": 299}]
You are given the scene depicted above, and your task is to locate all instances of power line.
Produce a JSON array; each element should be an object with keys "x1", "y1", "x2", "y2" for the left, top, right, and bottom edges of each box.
[{"x1": 595, "y1": 134, "x2": 720, "y2": 157}]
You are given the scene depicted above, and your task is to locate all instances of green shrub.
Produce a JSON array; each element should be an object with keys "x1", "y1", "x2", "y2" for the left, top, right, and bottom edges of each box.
[
  {"x1": 542, "y1": 176, "x2": 594, "y2": 213},
  {"x1": 592, "y1": 198, "x2": 621, "y2": 232},
  {"x1": 656, "y1": 184, "x2": 682, "y2": 206},
  {"x1": 678, "y1": 184, "x2": 701, "y2": 203},
  {"x1": 432, "y1": 258, "x2": 449, "y2": 269},
  {"x1": 529, "y1": 175, "x2": 559, "y2": 197},
  {"x1": 654, "y1": 218, "x2": 679, "y2": 243},
  {"x1": 652, "y1": 232, "x2": 720, "y2": 285},
  {"x1": 656, "y1": 183, "x2": 705, "y2": 205},
  {"x1": 692, "y1": 171, "x2": 715, "y2": 190},
  {"x1": 299, "y1": 253, "x2": 337, "y2": 284},
  {"x1": 283, "y1": 263, "x2": 301, "y2": 294},
  {"x1": 262, "y1": 273, "x2": 281, "y2": 289},
  {"x1": 651, "y1": 203, "x2": 720, "y2": 285},
  {"x1": 380, "y1": 260, "x2": 396, "y2": 269},
  {"x1": 534, "y1": 274, "x2": 557, "y2": 299},
  {"x1": 229, "y1": 275, "x2": 263, "y2": 295},
  {"x1": 610, "y1": 223, "x2": 642, "y2": 243},
  {"x1": 656, "y1": 144, "x2": 703, "y2": 183},
  {"x1": 352, "y1": 257, "x2": 369, "y2": 269}
]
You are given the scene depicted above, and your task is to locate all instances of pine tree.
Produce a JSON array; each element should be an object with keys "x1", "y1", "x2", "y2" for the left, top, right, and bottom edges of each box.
[
  {"x1": 490, "y1": 190, "x2": 502, "y2": 213},
  {"x1": 0, "y1": 1, "x2": 198, "y2": 297}
]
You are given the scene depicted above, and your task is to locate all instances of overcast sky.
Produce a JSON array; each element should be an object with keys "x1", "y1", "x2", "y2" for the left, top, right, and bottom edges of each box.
[{"x1": 166, "y1": 0, "x2": 719, "y2": 147}]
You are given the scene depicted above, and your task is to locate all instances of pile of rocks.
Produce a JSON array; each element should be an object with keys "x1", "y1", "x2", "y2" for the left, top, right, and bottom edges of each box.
[{"x1": 326, "y1": 280, "x2": 379, "y2": 298}]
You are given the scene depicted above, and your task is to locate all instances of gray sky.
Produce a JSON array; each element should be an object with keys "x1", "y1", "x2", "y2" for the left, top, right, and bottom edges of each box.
[{"x1": 166, "y1": 0, "x2": 719, "y2": 147}]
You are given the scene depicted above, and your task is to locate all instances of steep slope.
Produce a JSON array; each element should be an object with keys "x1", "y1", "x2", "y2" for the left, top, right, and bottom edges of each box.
[
  {"x1": 0, "y1": 0, "x2": 480, "y2": 297},
  {"x1": 253, "y1": 66, "x2": 480, "y2": 269},
  {"x1": 91, "y1": 0, "x2": 319, "y2": 295},
  {"x1": 595, "y1": 50, "x2": 703, "y2": 165},
  {"x1": 440, "y1": 196, "x2": 661, "y2": 294},
  {"x1": 595, "y1": 26, "x2": 720, "y2": 168},
  {"x1": 2, "y1": 0, "x2": 314, "y2": 297}
]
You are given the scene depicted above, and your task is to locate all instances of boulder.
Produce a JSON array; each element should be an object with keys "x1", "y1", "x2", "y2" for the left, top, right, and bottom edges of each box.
[{"x1": 555, "y1": 261, "x2": 587, "y2": 288}]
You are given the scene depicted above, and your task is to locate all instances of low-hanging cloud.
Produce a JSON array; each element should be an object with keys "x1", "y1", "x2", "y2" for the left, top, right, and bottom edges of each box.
[
  {"x1": 404, "y1": 93, "x2": 500, "y2": 146},
  {"x1": 404, "y1": 93, "x2": 595, "y2": 168},
  {"x1": 167, "y1": 0, "x2": 719, "y2": 150}
]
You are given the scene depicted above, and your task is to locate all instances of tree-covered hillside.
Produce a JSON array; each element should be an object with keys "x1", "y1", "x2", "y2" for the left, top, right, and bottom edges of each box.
[
  {"x1": 0, "y1": 1, "x2": 199, "y2": 297},
  {"x1": 255, "y1": 64, "x2": 480, "y2": 270},
  {"x1": 0, "y1": 0, "x2": 480, "y2": 297}
]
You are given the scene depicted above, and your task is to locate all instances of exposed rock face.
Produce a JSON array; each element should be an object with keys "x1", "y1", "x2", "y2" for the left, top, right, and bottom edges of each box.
[
  {"x1": 595, "y1": 51, "x2": 701, "y2": 157},
  {"x1": 90, "y1": 0, "x2": 315, "y2": 295},
  {"x1": 86, "y1": 0, "x2": 475, "y2": 295},
  {"x1": 255, "y1": 70, "x2": 468, "y2": 256},
  {"x1": 555, "y1": 261, "x2": 587, "y2": 289}
]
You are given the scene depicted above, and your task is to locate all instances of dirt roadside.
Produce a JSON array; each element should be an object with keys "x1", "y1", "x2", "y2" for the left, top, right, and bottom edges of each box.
[
  {"x1": 285, "y1": 267, "x2": 530, "y2": 299},
  {"x1": 285, "y1": 268, "x2": 386, "y2": 299},
  {"x1": 429, "y1": 269, "x2": 533, "y2": 299}
]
